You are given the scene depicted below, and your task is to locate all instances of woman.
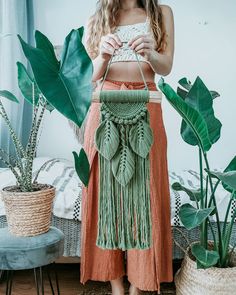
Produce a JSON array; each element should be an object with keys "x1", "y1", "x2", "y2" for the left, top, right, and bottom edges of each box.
[{"x1": 80, "y1": 0, "x2": 175, "y2": 294}]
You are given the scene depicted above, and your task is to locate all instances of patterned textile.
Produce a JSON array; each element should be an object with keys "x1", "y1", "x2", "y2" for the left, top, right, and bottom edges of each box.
[
  {"x1": 0, "y1": 158, "x2": 234, "y2": 223},
  {"x1": 0, "y1": 157, "x2": 82, "y2": 220}
]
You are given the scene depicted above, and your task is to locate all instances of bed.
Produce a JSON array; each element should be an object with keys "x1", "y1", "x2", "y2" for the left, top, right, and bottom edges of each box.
[{"x1": 0, "y1": 156, "x2": 235, "y2": 261}]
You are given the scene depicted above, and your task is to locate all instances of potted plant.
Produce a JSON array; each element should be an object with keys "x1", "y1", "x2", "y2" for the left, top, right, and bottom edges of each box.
[
  {"x1": 18, "y1": 27, "x2": 93, "y2": 187},
  {"x1": 0, "y1": 27, "x2": 92, "y2": 236},
  {"x1": 158, "y1": 77, "x2": 236, "y2": 294},
  {"x1": 0, "y1": 62, "x2": 55, "y2": 236}
]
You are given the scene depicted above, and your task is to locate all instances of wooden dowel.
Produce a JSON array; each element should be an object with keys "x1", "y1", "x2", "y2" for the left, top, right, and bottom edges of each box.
[{"x1": 92, "y1": 90, "x2": 162, "y2": 103}]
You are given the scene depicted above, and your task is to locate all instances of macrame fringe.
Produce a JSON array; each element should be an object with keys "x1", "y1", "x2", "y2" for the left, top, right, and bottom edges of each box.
[{"x1": 96, "y1": 142, "x2": 152, "y2": 250}]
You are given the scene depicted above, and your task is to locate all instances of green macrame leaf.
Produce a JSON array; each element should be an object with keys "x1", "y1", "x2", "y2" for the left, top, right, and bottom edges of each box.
[
  {"x1": 112, "y1": 145, "x2": 135, "y2": 186},
  {"x1": 95, "y1": 120, "x2": 119, "y2": 160},
  {"x1": 129, "y1": 120, "x2": 153, "y2": 158}
]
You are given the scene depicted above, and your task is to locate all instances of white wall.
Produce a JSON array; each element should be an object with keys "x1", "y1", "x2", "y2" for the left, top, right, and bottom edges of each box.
[{"x1": 34, "y1": 0, "x2": 236, "y2": 171}]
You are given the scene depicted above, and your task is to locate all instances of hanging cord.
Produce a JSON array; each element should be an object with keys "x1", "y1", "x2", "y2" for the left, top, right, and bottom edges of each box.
[{"x1": 100, "y1": 43, "x2": 148, "y2": 91}]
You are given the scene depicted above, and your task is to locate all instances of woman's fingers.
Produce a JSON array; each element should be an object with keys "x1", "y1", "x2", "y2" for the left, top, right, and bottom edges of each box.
[
  {"x1": 102, "y1": 34, "x2": 122, "y2": 49},
  {"x1": 134, "y1": 42, "x2": 152, "y2": 52},
  {"x1": 102, "y1": 41, "x2": 115, "y2": 54},
  {"x1": 108, "y1": 34, "x2": 122, "y2": 47},
  {"x1": 129, "y1": 34, "x2": 153, "y2": 50}
]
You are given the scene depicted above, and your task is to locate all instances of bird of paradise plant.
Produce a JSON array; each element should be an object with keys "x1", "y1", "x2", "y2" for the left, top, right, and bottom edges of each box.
[{"x1": 158, "y1": 77, "x2": 236, "y2": 269}]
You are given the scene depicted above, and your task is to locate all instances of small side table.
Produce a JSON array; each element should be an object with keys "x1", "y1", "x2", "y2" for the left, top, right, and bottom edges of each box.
[{"x1": 0, "y1": 226, "x2": 64, "y2": 295}]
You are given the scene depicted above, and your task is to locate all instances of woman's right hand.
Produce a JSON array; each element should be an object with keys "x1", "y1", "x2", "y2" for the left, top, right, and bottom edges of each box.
[{"x1": 99, "y1": 33, "x2": 122, "y2": 61}]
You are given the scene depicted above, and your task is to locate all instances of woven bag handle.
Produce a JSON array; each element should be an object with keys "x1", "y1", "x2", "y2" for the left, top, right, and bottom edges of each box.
[{"x1": 100, "y1": 45, "x2": 149, "y2": 91}]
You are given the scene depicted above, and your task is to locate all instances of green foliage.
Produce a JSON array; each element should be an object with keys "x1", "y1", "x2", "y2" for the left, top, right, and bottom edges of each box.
[
  {"x1": 191, "y1": 243, "x2": 220, "y2": 268},
  {"x1": 0, "y1": 90, "x2": 19, "y2": 103},
  {"x1": 179, "y1": 204, "x2": 214, "y2": 230},
  {"x1": 172, "y1": 182, "x2": 204, "y2": 202},
  {"x1": 158, "y1": 78, "x2": 212, "y2": 152},
  {"x1": 18, "y1": 27, "x2": 93, "y2": 128},
  {"x1": 73, "y1": 149, "x2": 90, "y2": 187},
  {"x1": 179, "y1": 76, "x2": 222, "y2": 147},
  {"x1": 0, "y1": 89, "x2": 47, "y2": 192},
  {"x1": 159, "y1": 76, "x2": 235, "y2": 269},
  {"x1": 1, "y1": 27, "x2": 93, "y2": 191}
]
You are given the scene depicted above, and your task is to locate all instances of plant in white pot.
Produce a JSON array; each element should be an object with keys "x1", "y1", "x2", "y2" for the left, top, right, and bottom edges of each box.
[
  {"x1": 0, "y1": 27, "x2": 93, "y2": 236},
  {"x1": 158, "y1": 77, "x2": 236, "y2": 295}
]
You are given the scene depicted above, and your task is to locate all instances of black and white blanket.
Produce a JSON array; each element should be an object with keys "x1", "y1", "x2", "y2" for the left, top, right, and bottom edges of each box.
[{"x1": 0, "y1": 157, "x2": 235, "y2": 225}]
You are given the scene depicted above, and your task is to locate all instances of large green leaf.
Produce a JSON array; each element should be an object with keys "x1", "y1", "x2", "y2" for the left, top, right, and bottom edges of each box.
[
  {"x1": 35, "y1": 30, "x2": 60, "y2": 68},
  {"x1": 17, "y1": 62, "x2": 41, "y2": 105},
  {"x1": 179, "y1": 203, "x2": 214, "y2": 229},
  {"x1": 158, "y1": 78, "x2": 212, "y2": 152},
  {"x1": 180, "y1": 76, "x2": 222, "y2": 146},
  {"x1": 205, "y1": 169, "x2": 236, "y2": 192},
  {"x1": 172, "y1": 182, "x2": 204, "y2": 202},
  {"x1": 72, "y1": 149, "x2": 90, "y2": 187},
  {"x1": 17, "y1": 62, "x2": 54, "y2": 111},
  {"x1": 191, "y1": 243, "x2": 220, "y2": 268},
  {"x1": 222, "y1": 156, "x2": 236, "y2": 196},
  {"x1": 178, "y1": 77, "x2": 220, "y2": 100},
  {"x1": 178, "y1": 77, "x2": 192, "y2": 91},
  {"x1": 0, "y1": 90, "x2": 19, "y2": 103},
  {"x1": 18, "y1": 27, "x2": 93, "y2": 127}
]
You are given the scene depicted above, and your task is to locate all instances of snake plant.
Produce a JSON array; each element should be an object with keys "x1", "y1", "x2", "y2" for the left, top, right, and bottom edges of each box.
[
  {"x1": 158, "y1": 77, "x2": 236, "y2": 269},
  {"x1": 0, "y1": 64, "x2": 50, "y2": 192}
]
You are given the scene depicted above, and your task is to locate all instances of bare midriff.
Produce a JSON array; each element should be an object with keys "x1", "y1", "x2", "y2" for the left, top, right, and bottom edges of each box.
[{"x1": 106, "y1": 61, "x2": 155, "y2": 83}]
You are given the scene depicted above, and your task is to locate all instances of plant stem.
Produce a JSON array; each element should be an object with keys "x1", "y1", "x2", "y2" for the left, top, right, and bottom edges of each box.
[
  {"x1": 222, "y1": 192, "x2": 234, "y2": 239},
  {"x1": 25, "y1": 98, "x2": 46, "y2": 189},
  {"x1": 222, "y1": 208, "x2": 236, "y2": 267},
  {"x1": 0, "y1": 155, "x2": 24, "y2": 187},
  {"x1": 199, "y1": 147, "x2": 207, "y2": 248},
  {"x1": 0, "y1": 100, "x2": 27, "y2": 159},
  {"x1": 208, "y1": 179, "x2": 221, "y2": 207},
  {"x1": 203, "y1": 152, "x2": 223, "y2": 265},
  {"x1": 207, "y1": 217, "x2": 218, "y2": 252}
]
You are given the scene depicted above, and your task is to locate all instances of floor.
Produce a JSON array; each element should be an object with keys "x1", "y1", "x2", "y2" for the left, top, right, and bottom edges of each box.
[{"x1": 0, "y1": 263, "x2": 179, "y2": 295}]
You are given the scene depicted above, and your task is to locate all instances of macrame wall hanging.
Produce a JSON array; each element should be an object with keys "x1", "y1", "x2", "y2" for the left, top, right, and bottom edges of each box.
[{"x1": 94, "y1": 51, "x2": 154, "y2": 250}]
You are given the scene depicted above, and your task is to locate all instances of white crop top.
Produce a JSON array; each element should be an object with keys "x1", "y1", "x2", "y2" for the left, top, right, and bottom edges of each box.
[{"x1": 111, "y1": 17, "x2": 151, "y2": 64}]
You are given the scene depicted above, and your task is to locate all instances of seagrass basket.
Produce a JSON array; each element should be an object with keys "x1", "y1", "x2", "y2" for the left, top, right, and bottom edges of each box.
[
  {"x1": 175, "y1": 242, "x2": 236, "y2": 295},
  {"x1": 1, "y1": 183, "x2": 55, "y2": 237}
]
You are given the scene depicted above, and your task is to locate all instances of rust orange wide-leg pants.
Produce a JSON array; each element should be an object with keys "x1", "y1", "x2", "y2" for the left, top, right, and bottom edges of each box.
[{"x1": 80, "y1": 79, "x2": 173, "y2": 293}]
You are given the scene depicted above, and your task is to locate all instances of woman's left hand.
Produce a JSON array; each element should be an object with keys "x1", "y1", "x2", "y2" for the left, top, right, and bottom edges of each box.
[{"x1": 128, "y1": 34, "x2": 157, "y2": 61}]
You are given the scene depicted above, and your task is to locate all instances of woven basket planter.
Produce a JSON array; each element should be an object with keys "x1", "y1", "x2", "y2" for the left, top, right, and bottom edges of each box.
[
  {"x1": 175, "y1": 242, "x2": 236, "y2": 295},
  {"x1": 1, "y1": 184, "x2": 55, "y2": 237}
]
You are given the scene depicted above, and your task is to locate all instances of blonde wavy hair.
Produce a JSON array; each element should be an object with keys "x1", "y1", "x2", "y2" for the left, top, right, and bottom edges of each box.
[{"x1": 86, "y1": 0, "x2": 167, "y2": 59}]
